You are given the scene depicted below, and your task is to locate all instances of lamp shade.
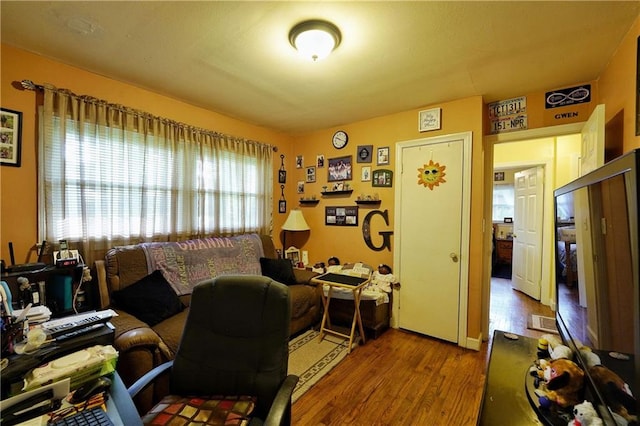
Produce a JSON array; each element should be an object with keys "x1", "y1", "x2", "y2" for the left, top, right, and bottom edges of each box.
[{"x1": 282, "y1": 209, "x2": 310, "y2": 231}]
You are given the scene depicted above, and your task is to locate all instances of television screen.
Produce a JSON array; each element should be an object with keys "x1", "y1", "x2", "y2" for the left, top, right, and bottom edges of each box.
[{"x1": 554, "y1": 149, "x2": 639, "y2": 425}]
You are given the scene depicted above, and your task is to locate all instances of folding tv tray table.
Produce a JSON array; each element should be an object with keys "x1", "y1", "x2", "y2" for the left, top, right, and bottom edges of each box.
[{"x1": 311, "y1": 272, "x2": 370, "y2": 353}]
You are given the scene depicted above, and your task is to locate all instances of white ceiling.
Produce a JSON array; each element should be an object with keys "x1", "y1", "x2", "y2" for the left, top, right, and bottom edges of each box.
[{"x1": 2, "y1": 1, "x2": 639, "y2": 134}]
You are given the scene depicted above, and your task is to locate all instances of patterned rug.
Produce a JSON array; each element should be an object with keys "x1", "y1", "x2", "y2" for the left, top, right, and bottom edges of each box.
[{"x1": 288, "y1": 329, "x2": 350, "y2": 402}]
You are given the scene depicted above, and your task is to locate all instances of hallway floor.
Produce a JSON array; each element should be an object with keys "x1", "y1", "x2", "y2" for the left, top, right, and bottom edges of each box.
[{"x1": 489, "y1": 276, "x2": 555, "y2": 341}]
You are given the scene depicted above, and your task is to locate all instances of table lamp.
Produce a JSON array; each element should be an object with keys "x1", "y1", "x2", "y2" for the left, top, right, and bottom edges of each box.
[{"x1": 282, "y1": 209, "x2": 310, "y2": 252}]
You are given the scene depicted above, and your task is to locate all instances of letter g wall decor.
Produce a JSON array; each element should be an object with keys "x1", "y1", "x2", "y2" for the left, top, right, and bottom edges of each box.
[{"x1": 362, "y1": 209, "x2": 393, "y2": 251}]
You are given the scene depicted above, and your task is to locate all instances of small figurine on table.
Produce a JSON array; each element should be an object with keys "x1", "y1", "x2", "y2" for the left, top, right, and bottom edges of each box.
[{"x1": 17, "y1": 277, "x2": 32, "y2": 308}]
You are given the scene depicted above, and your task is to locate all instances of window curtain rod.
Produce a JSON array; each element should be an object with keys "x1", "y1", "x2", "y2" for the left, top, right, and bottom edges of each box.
[{"x1": 17, "y1": 79, "x2": 278, "y2": 152}]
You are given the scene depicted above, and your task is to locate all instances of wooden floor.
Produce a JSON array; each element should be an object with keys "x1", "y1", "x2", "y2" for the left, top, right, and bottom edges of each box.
[{"x1": 291, "y1": 277, "x2": 555, "y2": 425}]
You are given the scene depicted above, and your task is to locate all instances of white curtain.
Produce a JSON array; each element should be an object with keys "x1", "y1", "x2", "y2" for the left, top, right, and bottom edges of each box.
[{"x1": 38, "y1": 84, "x2": 273, "y2": 265}]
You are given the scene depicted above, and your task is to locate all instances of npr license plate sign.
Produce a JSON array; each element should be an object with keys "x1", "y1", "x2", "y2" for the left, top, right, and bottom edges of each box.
[{"x1": 488, "y1": 96, "x2": 527, "y2": 134}]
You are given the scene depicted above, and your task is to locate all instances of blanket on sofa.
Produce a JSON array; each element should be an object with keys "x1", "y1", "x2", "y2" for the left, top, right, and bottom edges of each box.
[{"x1": 141, "y1": 234, "x2": 264, "y2": 295}]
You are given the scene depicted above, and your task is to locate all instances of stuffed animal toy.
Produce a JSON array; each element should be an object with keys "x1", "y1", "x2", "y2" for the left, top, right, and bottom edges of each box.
[
  {"x1": 589, "y1": 364, "x2": 637, "y2": 424},
  {"x1": 540, "y1": 333, "x2": 573, "y2": 360},
  {"x1": 568, "y1": 400, "x2": 603, "y2": 426},
  {"x1": 579, "y1": 347, "x2": 602, "y2": 369},
  {"x1": 534, "y1": 358, "x2": 585, "y2": 408}
]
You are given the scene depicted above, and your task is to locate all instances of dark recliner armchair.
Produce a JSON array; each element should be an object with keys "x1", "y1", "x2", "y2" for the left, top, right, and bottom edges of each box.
[{"x1": 128, "y1": 275, "x2": 299, "y2": 426}]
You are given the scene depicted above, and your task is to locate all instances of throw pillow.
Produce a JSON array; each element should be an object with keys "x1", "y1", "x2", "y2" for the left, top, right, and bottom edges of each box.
[
  {"x1": 260, "y1": 257, "x2": 297, "y2": 285},
  {"x1": 112, "y1": 270, "x2": 185, "y2": 326}
]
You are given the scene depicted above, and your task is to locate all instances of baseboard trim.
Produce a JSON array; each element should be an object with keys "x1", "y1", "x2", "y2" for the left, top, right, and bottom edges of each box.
[{"x1": 465, "y1": 333, "x2": 483, "y2": 351}]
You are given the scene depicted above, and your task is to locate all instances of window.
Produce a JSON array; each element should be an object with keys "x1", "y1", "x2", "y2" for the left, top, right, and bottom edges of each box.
[
  {"x1": 38, "y1": 87, "x2": 272, "y2": 263},
  {"x1": 492, "y1": 184, "x2": 514, "y2": 222}
]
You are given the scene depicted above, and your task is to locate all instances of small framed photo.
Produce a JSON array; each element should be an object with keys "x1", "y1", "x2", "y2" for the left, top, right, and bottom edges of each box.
[
  {"x1": 279, "y1": 200, "x2": 287, "y2": 214},
  {"x1": 332, "y1": 181, "x2": 344, "y2": 191},
  {"x1": 0, "y1": 108, "x2": 23, "y2": 167},
  {"x1": 328, "y1": 155, "x2": 352, "y2": 182},
  {"x1": 296, "y1": 155, "x2": 303, "y2": 169},
  {"x1": 419, "y1": 107, "x2": 442, "y2": 132},
  {"x1": 297, "y1": 181, "x2": 305, "y2": 193},
  {"x1": 494, "y1": 171, "x2": 505, "y2": 182},
  {"x1": 504, "y1": 217, "x2": 513, "y2": 223},
  {"x1": 377, "y1": 147, "x2": 390, "y2": 166},
  {"x1": 316, "y1": 154, "x2": 325, "y2": 168},
  {"x1": 372, "y1": 169, "x2": 393, "y2": 187},
  {"x1": 357, "y1": 145, "x2": 373, "y2": 163},
  {"x1": 305, "y1": 166, "x2": 316, "y2": 183},
  {"x1": 361, "y1": 166, "x2": 371, "y2": 182},
  {"x1": 278, "y1": 169, "x2": 286, "y2": 184},
  {"x1": 285, "y1": 247, "x2": 301, "y2": 265}
]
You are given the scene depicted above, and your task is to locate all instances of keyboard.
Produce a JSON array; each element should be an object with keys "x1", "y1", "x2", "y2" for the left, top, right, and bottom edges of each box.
[{"x1": 50, "y1": 408, "x2": 114, "y2": 426}]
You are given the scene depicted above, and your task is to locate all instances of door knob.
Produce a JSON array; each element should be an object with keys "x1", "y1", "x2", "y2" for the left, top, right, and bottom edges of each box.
[{"x1": 450, "y1": 253, "x2": 459, "y2": 263}]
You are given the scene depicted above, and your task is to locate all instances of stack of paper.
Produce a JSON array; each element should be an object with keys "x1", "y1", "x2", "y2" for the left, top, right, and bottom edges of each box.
[{"x1": 12, "y1": 305, "x2": 52, "y2": 324}]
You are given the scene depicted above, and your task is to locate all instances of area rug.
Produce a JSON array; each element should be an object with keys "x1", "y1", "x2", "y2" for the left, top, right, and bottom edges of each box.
[
  {"x1": 288, "y1": 329, "x2": 350, "y2": 402},
  {"x1": 527, "y1": 314, "x2": 558, "y2": 334}
]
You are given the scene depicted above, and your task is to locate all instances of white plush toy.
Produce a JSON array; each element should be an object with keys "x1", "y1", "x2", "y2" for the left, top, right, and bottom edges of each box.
[
  {"x1": 541, "y1": 333, "x2": 573, "y2": 360},
  {"x1": 568, "y1": 400, "x2": 603, "y2": 426}
]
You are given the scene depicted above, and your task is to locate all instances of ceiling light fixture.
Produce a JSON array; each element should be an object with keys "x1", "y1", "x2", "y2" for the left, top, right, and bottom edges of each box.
[{"x1": 289, "y1": 20, "x2": 341, "y2": 62}]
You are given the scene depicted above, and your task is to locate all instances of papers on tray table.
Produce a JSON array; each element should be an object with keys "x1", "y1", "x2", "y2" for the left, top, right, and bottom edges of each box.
[{"x1": 12, "y1": 305, "x2": 52, "y2": 324}]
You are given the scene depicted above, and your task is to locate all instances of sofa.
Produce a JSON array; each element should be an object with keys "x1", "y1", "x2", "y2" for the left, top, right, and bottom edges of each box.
[{"x1": 95, "y1": 233, "x2": 320, "y2": 413}]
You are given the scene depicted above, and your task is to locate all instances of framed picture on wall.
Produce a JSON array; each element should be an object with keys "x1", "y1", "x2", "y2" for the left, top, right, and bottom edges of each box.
[
  {"x1": 419, "y1": 107, "x2": 442, "y2": 132},
  {"x1": 372, "y1": 169, "x2": 393, "y2": 187},
  {"x1": 357, "y1": 145, "x2": 373, "y2": 163},
  {"x1": 361, "y1": 166, "x2": 371, "y2": 182},
  {"x1": 325, "y1": 206, "x2": 358, "y2": 226},
  {"x1": 377, "y1": 147, "x2": 390, "y2": 166},
  {"x1": 328, "y1": 155, "x2": 352, "y2": 182},
  {"x1": 0, "y1": 108, "x2": 23, "y2": 167},
  {"x1": 305, "y1": 166, "x2": 316, "y2": 183}
]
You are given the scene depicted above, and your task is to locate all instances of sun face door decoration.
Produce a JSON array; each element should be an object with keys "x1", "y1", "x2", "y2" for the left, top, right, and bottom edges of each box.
[{"x1": 417, "y1": 159, "x2": 447, "y2": 190}]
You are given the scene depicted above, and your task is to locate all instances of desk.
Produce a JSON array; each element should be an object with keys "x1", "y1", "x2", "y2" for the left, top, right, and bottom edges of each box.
[
  {"x1": 1, "y1": 265, "x2": 86, "y2": 317},
  {"x1": 0, "y1": 372, "x2": 141, "y2": 426},
  {"x1": 107, "y1": 372, "x2": 142, "y2": 425},
  {"x1": 311, "y1": 273, "x2": 370, "y2": 353}
]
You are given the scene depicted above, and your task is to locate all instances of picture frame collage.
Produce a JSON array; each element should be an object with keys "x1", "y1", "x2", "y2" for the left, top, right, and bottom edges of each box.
[{"x1": 296, "y1": 145, "x2": 394, "y2": 196}]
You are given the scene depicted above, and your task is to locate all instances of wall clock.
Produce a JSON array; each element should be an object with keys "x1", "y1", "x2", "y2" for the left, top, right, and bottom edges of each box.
[{"x1": 332, "y1": 130, "x2": 348, "y2": 149}]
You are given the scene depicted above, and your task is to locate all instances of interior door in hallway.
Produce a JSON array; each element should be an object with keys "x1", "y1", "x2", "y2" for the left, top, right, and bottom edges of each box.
[
  {"x1": 396, "y1": 133, "x2": 471, "y2": 344},
  {"x1": 511, "y1": 166, "x2": 544, "y2": 300}
]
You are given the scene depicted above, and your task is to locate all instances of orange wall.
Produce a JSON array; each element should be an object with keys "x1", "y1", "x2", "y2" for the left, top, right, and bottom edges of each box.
[
  {"x1": 289, "y1": 97, "x2": 486, "y2": 338},
  {"x1": 0, "y1": 44, "x2": 294, "y2": 264},
  {"x1": 598, "y1": 15, "x2": 640, "y2": 152}
]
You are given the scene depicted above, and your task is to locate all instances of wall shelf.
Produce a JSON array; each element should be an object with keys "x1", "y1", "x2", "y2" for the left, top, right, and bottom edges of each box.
[
  {"x1": 355, "y1": 200, "x2": 381, "y2": 205},
  {"x1": 299, "y1": 199, "x2": 319, "y2": 205},
  {"x1": 321, "y1": 190, "x2": 353, "y2": 196}
]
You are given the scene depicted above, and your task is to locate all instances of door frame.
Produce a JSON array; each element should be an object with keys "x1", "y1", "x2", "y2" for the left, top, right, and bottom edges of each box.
[
  {"x1": 393, "y1": 131, "x2": 472, "y2": 347},
  {"x1": 482, "y1": 122, "x2": 584, "y2": 341}
]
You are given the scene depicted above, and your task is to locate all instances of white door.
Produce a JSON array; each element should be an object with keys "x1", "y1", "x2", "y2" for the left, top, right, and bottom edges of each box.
[
  {"x1": 580, "y1": 104, "x2": 605, "y2": 176},
  {"x1": 512, "y1": 166, "x2": 544, "y2": 300},
  {"x1": 395, "y1": 133, "x2": 471, "y2": 344},
  {"x1": 575, "y1": 104, "x2": 605, "y2": 313}
]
